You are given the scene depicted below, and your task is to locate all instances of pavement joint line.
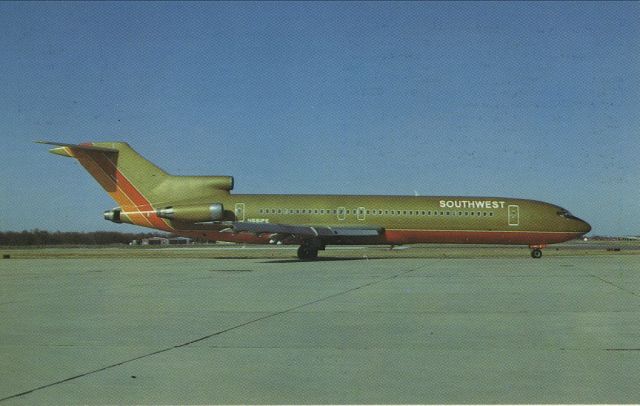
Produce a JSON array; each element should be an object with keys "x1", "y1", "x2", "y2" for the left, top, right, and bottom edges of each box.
[
  {"x1": 589, "y1": 274, "x2": 639, "y2": 298},
  {"x1": 0, "y1": 265, "x2": 422, "y2": 403}
]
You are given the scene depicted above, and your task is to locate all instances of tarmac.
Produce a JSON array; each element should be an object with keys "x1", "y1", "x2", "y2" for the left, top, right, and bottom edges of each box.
[{"x1": 1, "y1": 248, "x2": 639, "y2": 404}]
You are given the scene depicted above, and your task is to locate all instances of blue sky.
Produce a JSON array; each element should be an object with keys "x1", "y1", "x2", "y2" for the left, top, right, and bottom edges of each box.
[{"x1": 1, "y1": 2, "x2": 638, "y2": 235}]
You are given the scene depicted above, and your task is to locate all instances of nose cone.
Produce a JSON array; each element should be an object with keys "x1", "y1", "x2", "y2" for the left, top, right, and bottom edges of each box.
[{"x1": 576, "y1": 218, "x2": 591, "y2": 235}]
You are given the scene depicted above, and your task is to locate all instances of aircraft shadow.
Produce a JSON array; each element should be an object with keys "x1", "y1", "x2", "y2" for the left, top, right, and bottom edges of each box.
[{"x1": 259, "y1": 257, "x2": 383, "y2": 264}]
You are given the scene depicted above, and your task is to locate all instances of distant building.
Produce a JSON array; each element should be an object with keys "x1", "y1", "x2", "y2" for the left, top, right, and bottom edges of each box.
[
  {"x1": 141, "y1": 237, "x2": 169, "y2": 245},
  {"x1": 169, "y1": 236, "x2": 192, "y2": 245}
]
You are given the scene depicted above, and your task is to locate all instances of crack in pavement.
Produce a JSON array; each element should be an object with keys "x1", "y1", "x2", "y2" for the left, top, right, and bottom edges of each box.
[
  {"x1": 590, "y1": 274, "x2": 639, "y2": 298},
  {"x1": 0, "y1": 266, "x2": 420, "y2": 402}
]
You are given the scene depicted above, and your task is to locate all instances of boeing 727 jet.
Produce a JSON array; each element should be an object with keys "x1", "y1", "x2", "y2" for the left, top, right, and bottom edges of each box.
[{"x1": 38, "y1": 141, "x2": 591, "y2": 259}]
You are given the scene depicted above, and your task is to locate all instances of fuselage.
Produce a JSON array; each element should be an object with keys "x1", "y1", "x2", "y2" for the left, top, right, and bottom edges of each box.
[{"x1": 155, "y1": 193, "x2": 591, "y2": 247}]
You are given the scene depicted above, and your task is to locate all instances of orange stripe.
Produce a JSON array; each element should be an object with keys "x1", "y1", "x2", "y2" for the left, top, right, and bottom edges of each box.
[
  {"x1": 78, "y1": 151, "x2": 154, "y2": 227},
  {"x1": 74, "y1": 148, "x2": 172, "y2": 231},
  {"x1": 92, "y1": 152, "x2": 172, "y2": 231},
  {"x1": 73, "y1": 151, "x2": 140, "y2": 213}
]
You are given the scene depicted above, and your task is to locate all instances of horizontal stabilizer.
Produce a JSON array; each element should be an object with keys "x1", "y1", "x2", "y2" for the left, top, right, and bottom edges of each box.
[{"x1": 36, "y1": 141, "x2": 119, "y2": 155}]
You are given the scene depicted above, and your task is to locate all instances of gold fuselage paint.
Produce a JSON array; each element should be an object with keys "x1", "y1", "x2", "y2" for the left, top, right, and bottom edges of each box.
[{"x1": 40, "y1": 141, "x2": 591, "y2": 248}]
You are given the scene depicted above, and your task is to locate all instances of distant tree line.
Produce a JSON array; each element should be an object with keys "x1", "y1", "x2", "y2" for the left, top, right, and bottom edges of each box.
[
  {"x1": 0, "y1": 229, "x2": 168, "y2": 246},
  {"x1": 589, "y1": 235, "x2": 640, "y2": 241}
]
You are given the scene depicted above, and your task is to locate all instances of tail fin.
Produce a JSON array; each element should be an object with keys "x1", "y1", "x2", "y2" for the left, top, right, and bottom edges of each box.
[
  {"x1": 37, "y1": 141, "x2": 169, "y2": 209},
  {"x1": 38, "y1": 141, "x2": 233, "y2": 229}
]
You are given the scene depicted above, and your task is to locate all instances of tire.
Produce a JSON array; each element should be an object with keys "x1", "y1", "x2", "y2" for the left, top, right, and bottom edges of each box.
[{"x1": 297, "y1": 245, "x2": 318, "y2": 260}]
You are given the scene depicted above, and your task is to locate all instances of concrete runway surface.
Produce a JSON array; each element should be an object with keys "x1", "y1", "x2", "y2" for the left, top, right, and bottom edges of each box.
[{"x1": 1, "y1": 250, "x2": 639, "y2": 404}]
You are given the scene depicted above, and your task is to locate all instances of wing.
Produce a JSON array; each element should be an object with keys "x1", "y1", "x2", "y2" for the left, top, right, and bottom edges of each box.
[{"x1": 215, "y1": 222, "x2": 384, "y2": 244}]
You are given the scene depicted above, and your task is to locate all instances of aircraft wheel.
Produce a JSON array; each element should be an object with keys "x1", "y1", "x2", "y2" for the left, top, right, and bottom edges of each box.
[
  {"x1": 531, "y1": 249, "x2": 542, "y2": 259},
  {"x1": 297, "y1": 245, "x2": 318, "y2": 260}
]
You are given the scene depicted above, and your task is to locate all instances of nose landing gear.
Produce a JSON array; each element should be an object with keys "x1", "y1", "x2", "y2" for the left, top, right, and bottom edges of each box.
[{"x1": 529, "y1": 244, "x2": 546, "y2": 259}]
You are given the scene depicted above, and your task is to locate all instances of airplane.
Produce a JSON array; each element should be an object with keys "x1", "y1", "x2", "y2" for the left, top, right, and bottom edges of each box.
[{"x1": 38, "y1": 141, "x2": 591, "y2": 259}]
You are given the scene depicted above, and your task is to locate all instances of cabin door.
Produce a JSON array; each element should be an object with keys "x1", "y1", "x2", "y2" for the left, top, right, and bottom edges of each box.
[
  {"x1": 508, "y1": 205, "x2": 519, "y2": 226},
  {"x1": 235, "y1": 203, "x2": 245, "y2": 222}
]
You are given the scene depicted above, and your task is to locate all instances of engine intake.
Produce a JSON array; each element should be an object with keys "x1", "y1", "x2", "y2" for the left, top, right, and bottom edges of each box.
[{"x1": 156, "y1": 203, "x2": 224, "y2": 223}]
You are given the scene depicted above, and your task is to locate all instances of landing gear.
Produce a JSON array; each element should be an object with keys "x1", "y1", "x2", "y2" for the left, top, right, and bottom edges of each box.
[
  {"x1": 531, "y1": 249, "x2": 543, "y2": 259},
  {"x1": 529, "y1": 244, "x2": 546, "y2": 259},
  {"x1": 297, "y1": 244, "x2": 319, "y2": 260}
]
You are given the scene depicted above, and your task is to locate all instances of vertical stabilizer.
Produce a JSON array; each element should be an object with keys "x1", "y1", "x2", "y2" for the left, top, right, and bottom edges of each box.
[{"x1": 37, "y1": 141, "x2": 172, "y2": 230}]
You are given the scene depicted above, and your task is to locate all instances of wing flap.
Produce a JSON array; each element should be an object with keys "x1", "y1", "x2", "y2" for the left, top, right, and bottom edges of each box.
[
  {"x1": 230, "y1": 222, "x2": 319, "y2": 236},
  {"x1": 326, "y1": 227, "x2": 382, "y2": 236},
  {"x1": 221, "y1": 222, "x2": 384, "y2": 239}
]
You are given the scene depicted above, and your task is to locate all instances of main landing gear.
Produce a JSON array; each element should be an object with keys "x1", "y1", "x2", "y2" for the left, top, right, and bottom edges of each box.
[
  {"x1": 297, "y1": 245, "x2": 318, "y2": 260},
  {"x1": 529, "y1": 245, "x2": 546, "y2": 259},
  {"x1": 297, "y1": 239, "x2": 323, "y2": 260}
]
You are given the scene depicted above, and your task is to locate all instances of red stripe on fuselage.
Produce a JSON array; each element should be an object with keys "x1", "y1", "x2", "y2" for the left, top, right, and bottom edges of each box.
[
  {"x1": 382, "y1": 229, "x2": 580, "y2": 245},
  {"x1": 174, "y1": 229, "x2": 581, "y2": 246}
]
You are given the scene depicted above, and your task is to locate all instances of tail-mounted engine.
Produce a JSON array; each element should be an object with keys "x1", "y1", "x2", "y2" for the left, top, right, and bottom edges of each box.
[
  {"x1": 104, "y1": 208, "x2": 122, "y2": 223},
  {"x1": 156, "y1": 203, "x2": 224, "y2": 223}
]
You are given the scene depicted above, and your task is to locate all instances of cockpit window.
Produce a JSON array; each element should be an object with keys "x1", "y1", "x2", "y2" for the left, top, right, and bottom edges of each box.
[{"x1": 557, "y1": 209, "x2": 580, "y2": 220}]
